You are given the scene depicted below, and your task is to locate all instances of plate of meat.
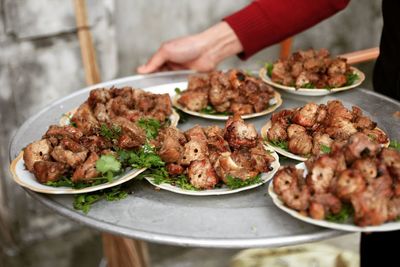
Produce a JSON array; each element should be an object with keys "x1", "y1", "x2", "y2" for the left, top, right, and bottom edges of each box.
[
  {"x1": 261, "y1": 100, "x2": 390, "y2": 161},
  {"x1": 173, "y1": 69, "x2": 282, "y2": 120},
  {"x1": 144, "y1": 115, "x2": 280, "y2": 196},
  {"x1": 10, "y1": 87, "x2": 179, "y2": 194},
  {"x1": 269, "y1": 132, "x2": 400, "y2": 232},
  {"x1": 259, "y1": 49, "x2": 365, "y2": 96}
]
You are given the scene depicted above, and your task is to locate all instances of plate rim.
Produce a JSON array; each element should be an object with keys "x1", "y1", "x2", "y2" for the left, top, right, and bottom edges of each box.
[
  {"x1": 259, "y1": 66, "x2": 365, "y2": 95},
  {"x1": 173, "y1": 90, "x2": 282, "y2": 121},
  {"x1": 268, "y1": 162, "x2": 400, "y2": 232},
  {"x1": 145, "y1": 150, "x2": 280, "y2": 196}
]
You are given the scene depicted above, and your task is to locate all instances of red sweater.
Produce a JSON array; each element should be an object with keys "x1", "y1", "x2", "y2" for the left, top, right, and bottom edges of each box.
[{"x1": 224, "y1": 0, "x2": 350, "y2": 59}]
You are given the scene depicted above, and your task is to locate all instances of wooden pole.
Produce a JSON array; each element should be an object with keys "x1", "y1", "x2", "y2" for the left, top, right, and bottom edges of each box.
[
  {"x1": 73, "y1": 1, "x2": 149, "y2": 266},
  {"x1": 339, "y1": 47, "x2": 379, "y2": 64}
]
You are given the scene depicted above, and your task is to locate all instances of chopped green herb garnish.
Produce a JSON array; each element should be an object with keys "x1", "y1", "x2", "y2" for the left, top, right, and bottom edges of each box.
[
  {"x1": 345, "y1": 72, "x2": 359, "y2": 86},
  {"x1": 200, "y1": 105, "x2": 231, "y2": 116},
  {"x1": 70, "y1": 121, "x2": 78, "y2": 128},
  {"x1": 265, "y1": 62, "x2": 274, "y2": 77},
  {"x1": 320, "y1": 144, "x2": 331, "y2": 154},
  {"x1": 268, "y1": 139, "x2": 289, "y2": 150},
  {"x1": 73, "y1": 186, "x2": 128, "y2": 213},
  {"x1": 100, "y1": 124, "x2": 121, "y2": 141},
  {"x1": 137, "y1": 118, "x2": 161, "y2": 140},
  {"x1": 96, "y1": 154, "x2": 122, "y2": 182},
  {"x1": 325, "y1": 203, "x2": 354, "y2": 223},
  {"x1": 301, "y1": 83, "x2": 315, "y2": 89},
  {"x1": 225, "y1": 174, "x2": 262, "y2": 190},
  {"x1": 389, "y1": 140, "x2": 400, "y2": 151},
  {"x1": 175, "y1": 88, "x2": 182, "y2": 94},
  {"x1": 174, "y1": 175, "x2": 199, "y2": 191},
  {"x1": 45, "y1": 176, "x2": 109, "y2": 189}
]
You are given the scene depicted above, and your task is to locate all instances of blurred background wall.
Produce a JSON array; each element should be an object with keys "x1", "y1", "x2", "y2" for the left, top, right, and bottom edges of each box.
[{"x1": 0, "y1": 0, "x2": 382, "y2": 266}]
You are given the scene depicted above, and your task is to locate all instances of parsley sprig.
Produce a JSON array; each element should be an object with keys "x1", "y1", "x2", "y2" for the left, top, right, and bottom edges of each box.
[
  {"x1": 325, "y1": 203, "x2": 354, "y2": 223},
  {"x1": 225, "y1": 174, "x2": 262, "y2": 190}
]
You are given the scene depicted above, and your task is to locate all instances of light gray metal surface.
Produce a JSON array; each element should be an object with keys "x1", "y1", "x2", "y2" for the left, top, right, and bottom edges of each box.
[{"x1": 9, "y1": 71, "x2": 400, "y2": 248}]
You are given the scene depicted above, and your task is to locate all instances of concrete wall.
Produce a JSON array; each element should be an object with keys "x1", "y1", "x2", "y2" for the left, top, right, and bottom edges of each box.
[{"x1": 0, "y1": 0, "x2": 382, "y2": 256}]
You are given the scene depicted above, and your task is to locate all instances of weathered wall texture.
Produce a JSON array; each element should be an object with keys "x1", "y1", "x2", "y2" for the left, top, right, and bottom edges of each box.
[
  {"x1": 0, "y1": 0, "x2": 117, "y2": 252},
  {"x1": 0, "y1": 0, "x2": 382, "y2": 261}
]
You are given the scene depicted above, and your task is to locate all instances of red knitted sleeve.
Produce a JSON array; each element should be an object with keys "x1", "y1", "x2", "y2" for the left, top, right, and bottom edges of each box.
[{"x1": 224, "y1": 0, "x2": 350, "y2": 59}]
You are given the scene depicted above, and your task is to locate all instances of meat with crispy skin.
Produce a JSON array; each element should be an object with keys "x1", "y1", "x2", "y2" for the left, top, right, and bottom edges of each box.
[
  {"x1": 72, "y1": 152, "x2": 100, "y2": 182},
  {"x1": 188, "y1": 159, "x2": 218, "y2": 189},
  {"x1": 33, "y1": 161, "x2": 68, "y2": 183},
  {"x1": 23, "y1": 139, "x2": 53, "y2": 172},
  {"x1": 292, "y1": 103, "x2": 319, "y2": 128},
  {"x1": 224, "y1": 115, "x2": 258, "y2": 149},
  {"x1": 306, "y1": 155, "x2": 337, "y2": 194},
  {"x1": 177, "y1": 88, "x2": 208, "y2": 111}
]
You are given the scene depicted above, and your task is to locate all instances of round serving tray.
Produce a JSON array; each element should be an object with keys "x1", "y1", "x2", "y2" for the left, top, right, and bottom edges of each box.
[{"x1": 9, "y1": 71, "x2": 400, "y2": 248}]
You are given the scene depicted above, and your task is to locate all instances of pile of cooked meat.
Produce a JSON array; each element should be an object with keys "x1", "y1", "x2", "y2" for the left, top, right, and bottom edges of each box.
[
  {"x1": 23, "y1": 87, "x2": 172, "y2": 184},
  {"x1": 270, "y1": 48, "x2": 355, "y2": 88},
  {"x1": 153, "y1": 115, "x2": 276, "y2": 189},
  {"x1": 178, "y1": 69, "x2": 276, "y2": 115},
  {"x1": 273, "y1": 132, "x2": 400, "y2": 226},
  {"x1": 266, "y1": 100, "x2": 388, "y2": 156}
]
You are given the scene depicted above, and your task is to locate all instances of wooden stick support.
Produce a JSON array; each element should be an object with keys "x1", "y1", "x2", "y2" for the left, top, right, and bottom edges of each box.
[
  {"x1": 73, "y1": 1, "x2": 150, "y2": 266},
  {"x1": 73, "y1": 0, "x2": 100, "y2": 85},
  {"x1": 339, "y1": 47, "x2": 379, "y2": 64},
  {"x1": 279, "y1": 37, "x2": 293, "y2": 60}
]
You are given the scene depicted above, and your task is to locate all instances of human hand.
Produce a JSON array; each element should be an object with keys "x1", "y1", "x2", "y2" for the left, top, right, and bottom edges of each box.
[{"x1": 137, "y1": 22, "x2": 243, "y2": 74}]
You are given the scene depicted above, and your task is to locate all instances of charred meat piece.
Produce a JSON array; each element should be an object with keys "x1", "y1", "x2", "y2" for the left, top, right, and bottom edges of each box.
[
  {"x1": 267, "y1": 122, "x2": 288, "y2": 142},
  {"x1": 292, "y1": 103, "x2": 319, "y2": 128},
  {"x1": 362, "y1": 128, "x2": 388, "y2": 145},
  {"x1": 70, "y1": 102, "x2": 100, "y2": 135},
  {"x1": 180, "y1": 140, "x2": 208, "y2": 165},
  {"x1": 72, "y1": 152, "x2": 100, "y2": 182},
  {"x1": 51, "y1": 142, "x2": 88, "y2": 168},
  {"x1": 88, "y1": 88, "x2": 112, "y2": 107},
  {"x1": 177, "y1": 88, "x2": 208, "y2": 111},
  {"x1": 287, "y1": 124, "x2": 307, "y2": 139},
  {"x1": 45, "y1": 125, "x2": 84, "y2": 142},
  {"x1": 336, "y1": 169, "x2": 366, "y2": 201},
  {"x1": 112, "y1": 117, "x2": 146, "y2": 149},
  {"x1": 23, "y1": 139, "x2": 53, "y2": 172},
  {"x1": 188, "y1": 159, "x2": 218, "y2": 189},
  {"x1": 158, "y1": 135, "x2": 184, "y2": 164},
  {"x1": 249, "y1": 143, "x2": 275, "y2": 173},
  {"x1": 185, "y1": 125, "x2": 207, "y2": 142},
  {"x1": 224, "y1": 115, "x2": 258, "y2": 149},
  {"x1": 80, "y1": 135, "x2": 112, "y2": 153},
  {"x1": 280, "y1": 184, "x2": 310, "y2": 211},
  {"x1": 306, "y1": 155, "x2": 337, "y2": 194},
  {"x1": 214, "y1": 152, "x2": 258, "y2": 182},
  {"x1": 187, "y1": 73, "x2": 210, "y2": 90},
  {"x1": 344, "y1": 133, "x2": 380, "y2": 163},
  {"x1": 288, "y1": 134, "x2": 312, "y2": 156},
  {"x1": 166, "y1": 163, "x2": 184, "y2": 176},
  {"x1": 273, "y1": 166, "x2": 302, "y2": 195},
  {"x1": 33, "y1": 161, "x2": 68, "y2": 183}
]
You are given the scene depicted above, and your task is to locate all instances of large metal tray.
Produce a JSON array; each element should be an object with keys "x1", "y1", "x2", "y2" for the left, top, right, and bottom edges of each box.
[{"x1": 9, "y1": 71, "x2": 400, "y2": 248}]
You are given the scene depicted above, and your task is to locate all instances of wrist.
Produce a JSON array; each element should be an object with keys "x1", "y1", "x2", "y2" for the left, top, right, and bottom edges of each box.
[{"x1": 198, "y1": 22, "x2": 243, "y2": 64}]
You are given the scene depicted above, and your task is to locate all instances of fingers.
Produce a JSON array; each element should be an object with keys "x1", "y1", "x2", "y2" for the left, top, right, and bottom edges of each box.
[{"x1": 137, "y1": 49, "x2": 168, "y2": 74}]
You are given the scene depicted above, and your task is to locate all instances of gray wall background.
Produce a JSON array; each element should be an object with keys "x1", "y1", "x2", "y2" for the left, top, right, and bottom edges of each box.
[{"x1": 0, "y1": 0, "x2": 382, "y2": 264}]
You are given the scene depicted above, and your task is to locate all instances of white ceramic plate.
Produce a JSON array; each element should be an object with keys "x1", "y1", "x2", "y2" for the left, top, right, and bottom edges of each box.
[
  {"x1": 168, "y1": 82, "x2": 282, "y2": 120},
  {"x1": 261, "y1": 121, "x2": 308, "y2": 161},
  {"x1": 10, "y1": 152, "x2": 146, "y2": 194},
  {"x1": 269, "y1": 163, "x2": 400, "y2": 232},
  {"x1": 259, "y1": 67, "x2": 365, "y2": 96},
  {"x1": 145, "y1": 150, "x2": 280, "y2": 196}
]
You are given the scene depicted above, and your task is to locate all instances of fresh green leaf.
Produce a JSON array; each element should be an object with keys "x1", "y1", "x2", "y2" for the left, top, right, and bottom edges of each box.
[
  {"x1": 96, "y1": 154, "x2": 121, "y2": 174},
  {"x1": 389, "y1": 140, "x2": 400, "y2": 151},
  {"x1": 121, "y1": 144, "x2": 165, "y2": 169},
  {"x1": 105, "y1": 186, "x2": 128, "y2": 201},
  {"x1": 70, "y1": 121, "x2": 78, "y2": 128},
  {"x1": 175, "y1": 88, "x2": 182, "y2": 94},
  {"x1": 45, "y1": 176, "x2": 109, "y2": 189},
  {"x1": 264, "y1": 62, "x2": 274, "y2": 77},
  {"x1": 345, "y1": 72, "x2": 359, "y2": 86},
  {"x1": 137, "y1": 118, "x2": 161, "y2": 140},
  {"x1": 268, "y1": 139, "x2": 288, "y2": 150},
  {"x1": 100, "y1": 124, "x2": 121, "y2": 141},
  {"x1": 45, "y1": 177, "x2": 74, "y2": 187},
  {"x1": 320, "y1": 144, "x2": 331, "y2": 154},
  {"x1": 174, "y1": 175, "x2": 198, "y2": 191},
  {"x1": 325, "y1": 203, "x2": 354, "y2": 223},
  {"x1": 225, "y1": 174, "x2": 262, "y2": 190}
]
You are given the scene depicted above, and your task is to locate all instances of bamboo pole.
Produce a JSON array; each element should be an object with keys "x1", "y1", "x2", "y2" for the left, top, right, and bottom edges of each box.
[
  {"x1": 339, "y1": 47, "x2": 379, "y2": 64},
  {"x1": 73, "y1": 1, "x2": 149, "y2": 266}
]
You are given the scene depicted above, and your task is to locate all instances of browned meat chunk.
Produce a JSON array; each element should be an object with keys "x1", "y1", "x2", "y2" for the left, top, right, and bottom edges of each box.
[
  {"x1": 80, "y1": 136, "x2": 112, "y2": 153},
  {"x1": 188, "y1": 159, "x2": 218, "y2": 189},
  {"x1": 51, "y1": 144, "x2": 88, "y2": 168},
  {"x1": 287, "y1": 124, "x2": 307, "y2": 139},
  {"x1": 112, "y1": 117, "x2": 146, "y2": 149},
  {"x1": 70, "y1": 102, "x2": 99, "y2": 135},
  {"x1": 336, "y1": 169, "x2": 366, "y2": 201},
  {"x1": 267, "y1": 122, "x2": 288, "y2": 142},
  {"x1": 309, "y1": 193, "x2": 342, "y2": 220},
  {"x1": 344, "y1": 133, "x2": 380, "y2": 163},
  {"x1": 72, "y1": 152, "x2": 100, "y2": 182},
  {"x1": 352, "y1": 158, "x2": 377, "y2": 183},
  {"x1": 185, "y1": 125, "x2": 207, "y2": 142},
  {"x1": 312, "y1": 132, "x2": 333, "y2": 156},
  {"x1": 45, "y1": 125, "x2": 84, "y2": 141},
  {"x1": 187, "y1": 74, "x2": 210, "y2": 90},
  {"x1": 23, "y1": 139, "x2": 53, "y2": 172},
  {"x1": 177, "y1": 88, "x2": 208, "y2": 111},
  {"x1": 306, "y1": 155, "x2": 337, "y2": 194},
  {"x1": 214, "y1": 152, "x2": 258, "y2": 182},
  {"x1": 166, "y1": 163, "x2": 184, "y2": 176},
  {"x1": 33, "y1": 161, "x2": 68, "y2": 183},
  {"x1": 288, "y1": 134, "x2": 312, "y2": 156},
  {"x1": 180, "y1": 140, "x2": 208, "y2": 165},
  {"x1": 292, "y1": 103, "x2": 319, "y2": 127},
  {"x1": 224, "y1": 115, "x2": 258, "y2": 149}
]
